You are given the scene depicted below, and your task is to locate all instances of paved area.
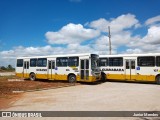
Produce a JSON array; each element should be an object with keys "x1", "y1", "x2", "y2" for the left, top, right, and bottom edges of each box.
[{"x1": 2, "y1": 82, "x2": 160, "y2": 120}]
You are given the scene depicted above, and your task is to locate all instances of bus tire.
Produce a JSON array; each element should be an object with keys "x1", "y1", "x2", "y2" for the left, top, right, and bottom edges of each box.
[
  {"x1": 68, "y1": 74, "x2": 76, "y2": 83},
  {"x1": 30, "y1": 73, "x2": 36, "y2": 81},
  {"x1": 156, "y1": 75, "x2": 160, "y2": 85}
]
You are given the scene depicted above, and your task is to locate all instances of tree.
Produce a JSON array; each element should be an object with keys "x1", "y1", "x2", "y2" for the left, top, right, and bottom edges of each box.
[
  {"x1": 7, "y1": 65, "x2": 15, "y2": 71},
  {"x1": 0, "y1": 66, "x2": 7, "y2": 70},
  {"x1": 0, "y1": 65, "x2": 15, "y2": 71},
  {"x1": 7, "y1": 65, "x2": 13, "y2": 70}
]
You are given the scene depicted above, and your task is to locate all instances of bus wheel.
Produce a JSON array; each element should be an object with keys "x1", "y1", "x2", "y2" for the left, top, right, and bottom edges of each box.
[
  {"x1": 30, "y1": 73, "x2": 36, "y2": 81},
  {"x1": 156, "y1": 76, "x2": 160, "y2": 85},
  {"x1": 68, "y1": 75, "x2": 76, "y2": 83}
]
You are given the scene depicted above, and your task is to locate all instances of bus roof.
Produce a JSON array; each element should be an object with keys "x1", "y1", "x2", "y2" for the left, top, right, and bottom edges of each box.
[
  {"x1": 17, "y1": 53, "x2": 97, "y2": 59},
  {"x1": 100, "y1": 53, "x2": 160, "y2": 57}
]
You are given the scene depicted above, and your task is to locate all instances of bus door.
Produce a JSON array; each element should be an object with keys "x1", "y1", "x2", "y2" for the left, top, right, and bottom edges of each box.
[
  {"x1": 125, "y1": 59, "x2": 136, "y2": 80},
  {"x1": 48, "y1": 60, "x2": 55, "y2": 79},
  {"x1": 80, "y1": 59, "x2": 89, "y2": 80},
  {"x1": 23, "y1": 61, "x2": 29, "y2": 78}
]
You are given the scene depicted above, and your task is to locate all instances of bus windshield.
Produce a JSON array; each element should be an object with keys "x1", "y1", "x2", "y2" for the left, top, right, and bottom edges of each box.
[{"x1": 91, "y1": 54, "x2": 99, "y2": 71}]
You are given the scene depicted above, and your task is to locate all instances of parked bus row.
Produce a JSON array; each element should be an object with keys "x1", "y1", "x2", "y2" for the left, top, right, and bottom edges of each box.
[{"x1": 16, "y1": 53, "x2": 160, "y2": 84}]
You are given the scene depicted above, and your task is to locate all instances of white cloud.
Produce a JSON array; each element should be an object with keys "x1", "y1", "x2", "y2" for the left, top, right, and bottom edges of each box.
[
  {"x1": 142, "y1": 25, "x2": 160, "y2": 44},
  {"x1": 125, "y1": 48, "x2": 143, "y2": 54},
  {"x1": 88, "y1": 14, "x2": 160, "y2": 54},
  {"x1": 94, "y1": 36, "x2": 110, "y2": 52},
  {"x1": 0, "y1": 45, "x2": 63, "y2": 67},
  {"x1": 145, "y1": 15, "x2": 160, "y2": 25},
  {"x1": 67, "y1": 44, "x2": 94, "y2": 53},
  {"x1": 87, "y1": 14, "x2": 141, "y2": 54},
  {"x1": 2, "y1": 14, "x2": 160, "y2": 67},
  {"x1": 125, "y1": 44, "x2": 160, "y2": 54},
  {"x1": 45, "y1": 23, "x2": 100, "y2": 44},
  {"x1": 89, "y1": 13, "x2": 140, "y2": 33},
  {"x1": 93, "y1": 35, "x2": 118, "y2": 54},
  {"x1": 89, "y1": 18, "x2": 109, "y2": 32},
  {"x1": 111, "y1": 31, "x2": 132, "y2": 45},
  {"x1": 126, "y1": 25, "x2": 160, "y2": 53}
]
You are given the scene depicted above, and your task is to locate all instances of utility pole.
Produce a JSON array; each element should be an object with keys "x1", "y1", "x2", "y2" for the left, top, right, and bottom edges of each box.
[{"x1": 108, "y1": 26, "x2": 111, "y2": 55}]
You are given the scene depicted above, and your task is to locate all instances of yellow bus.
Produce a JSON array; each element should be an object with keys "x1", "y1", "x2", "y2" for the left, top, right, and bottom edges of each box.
[
  {"x1": 16, "y1": 53, "x2": 100, "y2": 83},
  {"x1": 99, "y1": 53, "x2": 160, "y2": 84}
]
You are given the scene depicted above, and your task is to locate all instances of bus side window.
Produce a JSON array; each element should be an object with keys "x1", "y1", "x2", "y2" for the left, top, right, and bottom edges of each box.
[
  {"x1": 37, "y1": 58, "x2": 47, "y2": 67},
  {"x1": 99, "y1": 58, "x2": 108, "y2": 66},
  {"x1": 86, "y1": 59, "x2": 89, "y2": 69},
  {"x1": 52, "y1": 61, "x2": 55, "y2": 69},
  {"x1": 156, "y1": 56, "x2": 160, "y2": 66},
  {"x1": 24, "y1": 61, "x2": 29, "y2": 69},
  {"x1": 17, "y1": 59, "x2": 23, "y2": 67},
  {"x1": 48, "y1": 61, "x2": 51, "y2": 69},
  {"x1": 81, "y1": 60, "x2": 84, "y2": 69},
  {"x1": 126, "y1": 61, "x2": 129, "y2": 69},
  {"x1": 138, "y1": 56, "x2": 155, "y2": 67},
  {"x1": 68, "y1": 57, "x2": 79, "y2": 67},
  {"x1": 30, "y1": 58, "x2": 37, "y2": 67},
  {"x1": 109, "y1": 57, "x2": 123, "y2": 66},
  {"x1": 131, "y1": 61, "x2": 135, "y2": 69},
  {"x1": 56, "y1": 57, "x2": 68, "y2": 67},
  {"x1": 48, "y1": 61, "x2": 55, "y2": 69}
]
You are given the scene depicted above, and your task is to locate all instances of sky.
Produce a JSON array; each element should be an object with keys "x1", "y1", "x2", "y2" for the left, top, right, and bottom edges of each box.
[{"x1": 0, "y1": 0, "x2": 160, "y2": 67}]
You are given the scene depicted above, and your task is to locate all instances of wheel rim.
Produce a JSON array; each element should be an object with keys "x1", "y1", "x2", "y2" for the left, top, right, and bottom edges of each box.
[
  {"x1": 30, "y1": 74, "x2": 35, "y2": 80},
  {"x1": 69, "y1": 76, "x2": 76, "y2": 83}
]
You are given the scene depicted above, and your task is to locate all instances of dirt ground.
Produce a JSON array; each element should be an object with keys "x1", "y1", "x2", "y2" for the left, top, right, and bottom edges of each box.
[
  {"x1": 1, "y1": 81, "x2": 160, "y2": 120},
  {"x1": 5, "y1": 81, "x2": 160, "y2": 111},
  {"x1": 0, "y1": 71, "x2": 15, "y2": 76},
  {"x1": 1, "y1": 72, "x2": 160, "y2": 120},
  {"x1": 0, "y1": 75, "x2": 79, "y2": 109}
]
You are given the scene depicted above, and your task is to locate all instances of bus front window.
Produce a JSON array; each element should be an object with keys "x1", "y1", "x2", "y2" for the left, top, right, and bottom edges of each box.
[{"x1": 91, "y1": 54, "x2": 99, "y2": 72}]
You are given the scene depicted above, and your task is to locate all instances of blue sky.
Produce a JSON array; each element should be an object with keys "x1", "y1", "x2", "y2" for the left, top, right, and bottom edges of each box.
[{"x1": 0, "y1": 0, "x2": 160, "y2": 66}]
